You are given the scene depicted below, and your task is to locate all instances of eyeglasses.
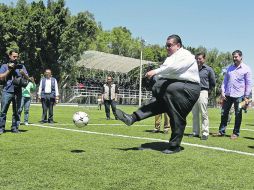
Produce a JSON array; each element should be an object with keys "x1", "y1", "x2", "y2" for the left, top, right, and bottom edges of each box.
[{"x1": 165, "y1": 43, "x2": 177, "y2": 48}]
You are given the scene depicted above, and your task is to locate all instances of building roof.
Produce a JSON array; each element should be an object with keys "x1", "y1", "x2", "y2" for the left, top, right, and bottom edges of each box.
[{"x1": 76, "y1": 50, "x2": 156, "y2": 73}]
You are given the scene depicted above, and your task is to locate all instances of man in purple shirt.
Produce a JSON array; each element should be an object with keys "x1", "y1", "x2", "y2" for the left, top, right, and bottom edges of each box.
[{"x1": 215, "y1": 50, "x2": 252, "y2": 139}]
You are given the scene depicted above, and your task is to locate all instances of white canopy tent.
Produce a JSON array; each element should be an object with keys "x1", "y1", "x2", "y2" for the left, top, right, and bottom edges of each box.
[{"x1": 76, "y1": 50, "x2": 156, "y2": 73}]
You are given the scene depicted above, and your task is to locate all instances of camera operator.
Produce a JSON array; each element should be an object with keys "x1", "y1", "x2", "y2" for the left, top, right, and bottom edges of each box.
[{"x1": 0, "y1": 50, "x2": 29, "y2": 134}]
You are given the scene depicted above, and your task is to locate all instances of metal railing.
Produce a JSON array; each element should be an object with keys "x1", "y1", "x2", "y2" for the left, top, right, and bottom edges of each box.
[{"x1": 61, "y1": 86, "x2": 152, "y2": 104}]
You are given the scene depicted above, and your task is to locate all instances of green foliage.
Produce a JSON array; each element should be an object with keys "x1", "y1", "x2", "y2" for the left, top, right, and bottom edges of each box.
[
  {"x1": 0, "y1": 0, "x2": 98, "y2": 84},
  {"x1": 0, "y1": 0, "x2": 234, "y2": 95}
]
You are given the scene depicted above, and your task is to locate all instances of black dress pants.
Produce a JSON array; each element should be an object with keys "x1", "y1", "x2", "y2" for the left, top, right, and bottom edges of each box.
[
  {"x1": 41, "y1": 94, "x2": 55, "y2": 122},
  {"x1": 104, "y1": 100, "x2": 117, "y2": 119},
  {"x1": 135, "y1": 79, "x2": 200, "y2": 148}
]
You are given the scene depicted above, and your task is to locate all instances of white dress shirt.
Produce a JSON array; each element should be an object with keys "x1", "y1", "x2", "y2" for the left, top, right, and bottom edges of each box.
[
  {"x1": 38, "y1": 77, "x2": 59, "y2": 97},
  {"x1": 154, "y1": 48, "x2": 200, "y2": 83}
]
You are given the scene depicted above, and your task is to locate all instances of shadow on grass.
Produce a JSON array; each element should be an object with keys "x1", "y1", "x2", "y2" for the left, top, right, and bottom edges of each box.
[
  {"x1": 144, "y1": 129, "x2": 165, "y2": 134},
  {"x1": 37, "y1": 121, "x2": 58, "y2": 124},
  {"x1": 19, "y1": 129, "x2": 28, "y2": 132},
  {"x1": 209, "y1": 132, "x2": 231, "y2": 137},
  {"x1": 244, "y1": 137, "x2": 254, "y2": 140},
  {"x1": 70, "y1": 149, "x2": 85, "y2": 153},
  {"x1": 246, "y1": 123, "x2": 254, "y2": 126},
  {"x1": 115, "y1": 142, "x2": 184, "y2": 152},
  {"x1": 248, "y1": 146, "x2": 254, "y2": 149},
  {"x1": 183, "y1": 133, "x2": 200, "y2": 138},
  {"x1": 4, "y1": 129, "x2": 28, "y2": 133}
]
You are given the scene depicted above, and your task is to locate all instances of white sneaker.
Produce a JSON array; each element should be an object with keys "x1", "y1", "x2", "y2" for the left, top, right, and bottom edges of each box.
[{"x1": 24, "y1": 122, "x2": 29, "y2": 126}]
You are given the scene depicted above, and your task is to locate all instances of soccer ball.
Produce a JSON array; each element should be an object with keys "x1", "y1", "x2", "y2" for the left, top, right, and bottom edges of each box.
[{"x1": 73, "y1": 111, "x2": 89, "y2": 127}]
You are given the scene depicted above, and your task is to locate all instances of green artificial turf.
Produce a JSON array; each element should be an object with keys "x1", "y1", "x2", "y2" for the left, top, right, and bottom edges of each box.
[{"x1": 0, "y1": 105, "x2": 253, "y2": 190}]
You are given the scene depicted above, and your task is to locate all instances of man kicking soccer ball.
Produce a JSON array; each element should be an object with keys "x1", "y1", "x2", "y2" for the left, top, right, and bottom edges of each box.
[{"x1": 116, "y1": 34, "x2": 201, "y2": 154}]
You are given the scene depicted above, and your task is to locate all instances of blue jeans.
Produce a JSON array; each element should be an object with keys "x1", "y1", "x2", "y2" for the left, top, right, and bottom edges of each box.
[
  {"x1": 219, "y1": 96, "x2": 243, "y2": 136},
  {"x1": 0, "y1": 91, "x2": 22, "y2": 132},
  {"x1": 18, "y1": 97, "x2": 31, "y2": 123}
]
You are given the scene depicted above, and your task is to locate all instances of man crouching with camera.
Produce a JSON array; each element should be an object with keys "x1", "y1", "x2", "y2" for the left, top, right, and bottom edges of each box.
[{"x1": 0, "y1": 50, "x2": 29, "y2": 134}]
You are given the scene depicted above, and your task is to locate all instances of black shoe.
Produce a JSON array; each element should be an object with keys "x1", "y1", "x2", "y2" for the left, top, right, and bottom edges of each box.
[
  {"x1": 161, "y1": 147, "x2": 183, "y2": 154},
  {"x1": 11, "y1": 130, "x2": 21, "y2": 134},
  {"x1": 116, "y1": 109, "x2": 134, "y2": 126},
  {"x1": 48, "y1": 121, "x2": 54, "y2": 124},
  {"x1": 201, "y1": 135, "x2": 208, "y2": 140},
  {"x1": 106, "y1": 117, "x2": 110, "y2": 120},
  {"x1": 40, "y1": 120, "x2": 47, "y2": 124},
  {"x1": 152, "y1": 129, "x2": 160, "y2": 133},
  {"x1": 188, "y1": 134, "x2": 199, "y2": 138},
  {"x1": 212, "y1": 132, "x2": 225, "y2": 137}
]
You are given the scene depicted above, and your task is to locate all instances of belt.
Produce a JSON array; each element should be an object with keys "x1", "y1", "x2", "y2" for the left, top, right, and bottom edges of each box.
[{"x1": 160, "y1": 78, "x2": 200, "y2": 85}]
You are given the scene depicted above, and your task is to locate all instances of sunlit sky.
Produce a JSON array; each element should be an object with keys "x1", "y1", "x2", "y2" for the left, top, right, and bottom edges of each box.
[{"x1": 2, "y1": 0, "x2": 254, "y2": 79}]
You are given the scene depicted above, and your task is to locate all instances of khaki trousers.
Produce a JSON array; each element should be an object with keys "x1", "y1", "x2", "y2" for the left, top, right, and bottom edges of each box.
[
  {"x1": 192, "y1": 90, "x2": 209, "y2": 136},
  {"x1": 154, "y1": 113, "x2": 170, "y2": 130}
]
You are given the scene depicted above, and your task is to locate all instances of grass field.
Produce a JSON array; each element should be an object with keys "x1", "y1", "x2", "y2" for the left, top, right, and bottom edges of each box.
[{"x1": 0, "y1": 104, "x2": 253, "y2": 190}]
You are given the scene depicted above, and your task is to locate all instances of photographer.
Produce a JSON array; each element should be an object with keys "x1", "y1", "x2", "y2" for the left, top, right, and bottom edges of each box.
[{"x1": 0, "y1": 50, "x2": 29, "y2": 134}]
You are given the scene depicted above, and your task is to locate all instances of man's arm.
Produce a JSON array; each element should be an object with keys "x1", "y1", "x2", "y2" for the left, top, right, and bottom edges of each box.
[
  {"x1": 0, "y1": 64, "x2": 14, "y2": 80},
  {"x1": 221, "y1": 73, "x2": 228, "y2": 100},
  {"x1": 115, "y1": 84, "x2": 119, "y2": 101},
  {"x1": 243, "y1": 68, "x2": 252, "y2": 105},
  {"x1": 209, "y1": 68, "x2": 216, "y2": 90},
  {"x1": 37, "y1": 80, "x2": 43, "y2": 100},
  {"x1": 244, "y1": 69, "x2": 252, "y2": 98},
  {"x1": 54, "y1": 79, "x2": 60, "y2": 103},
  {"x1": 19, "y1": 66, "x2": 30, "y2": 80},
  {"x1": 101, "y1": 86, "x2": 105, "y2": 103}
]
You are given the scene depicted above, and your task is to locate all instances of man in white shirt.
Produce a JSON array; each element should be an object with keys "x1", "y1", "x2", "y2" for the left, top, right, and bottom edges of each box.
[
  {"x1": 38, "y1": 69, "x2": 59, "y2": 123},
  {"x1": 116, "y1": 34, "x2": 201, "y2": 154}
]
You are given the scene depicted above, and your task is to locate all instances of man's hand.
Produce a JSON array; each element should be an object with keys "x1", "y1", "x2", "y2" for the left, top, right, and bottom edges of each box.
[
  {"x1": 221, "y1": 94, "x2": 227, "y2": 101},
  {"x1": 244, "y1": 97, "x2": 249, "y2": 105},
  {"x1": 19, "y1": 69, "x2": 25, "y2": 75},
  {"x1": 55, "y1": 97, "x2": 59, "y2": 104},
  {"x1": 19, "y1": 69, "x2": 30, "y2": 80},
  {"x1": 8, "y1": 63, "x2": 15, "y2": 70},
  {"x1": 145, "y1": 70, "x2": 156, "y2": 79}
]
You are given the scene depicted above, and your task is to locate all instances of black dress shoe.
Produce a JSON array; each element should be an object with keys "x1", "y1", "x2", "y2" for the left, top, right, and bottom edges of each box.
[
  {"x1": 161, "y1": 147, "x2": 183, "y2": 154},
  {"x1": 11, "y1": 130, "x2": 21, "y2": 134},
  {"x1": 116, "y1": 109, "x2": 134, "y2": 126},
  {"x1": 152, "y1": 129, "x2": 160, "y2": 133},
  {"x1": 188, "y1": 134, "x2": 199, "y2": 138}
]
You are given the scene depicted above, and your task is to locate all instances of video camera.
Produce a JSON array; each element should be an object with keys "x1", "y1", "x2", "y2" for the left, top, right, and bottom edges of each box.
[{"x1": 8, "y1": 61, "x2": 23, "y2": 70}]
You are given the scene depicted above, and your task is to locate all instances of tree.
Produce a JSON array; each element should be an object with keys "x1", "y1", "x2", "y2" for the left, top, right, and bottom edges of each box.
[{"x1": 0, "y1": 0, "x2": 98, "y2": 85}]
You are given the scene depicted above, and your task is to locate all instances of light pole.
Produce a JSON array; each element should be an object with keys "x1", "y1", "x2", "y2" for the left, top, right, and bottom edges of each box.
[{"x1": 138, "y1": 38, "x2": 145, "y2": 107}]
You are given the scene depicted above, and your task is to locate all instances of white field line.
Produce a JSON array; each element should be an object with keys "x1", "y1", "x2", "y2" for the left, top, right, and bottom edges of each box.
[
  {"x1": 48, "y1": 123, "x2": 254, "y2": 132},
  {"x1": 29, "y1": 123, "x2": 254, "y2": 157}
]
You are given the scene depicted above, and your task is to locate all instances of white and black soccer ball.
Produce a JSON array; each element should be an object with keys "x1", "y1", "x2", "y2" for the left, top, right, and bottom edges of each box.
[{"x1": 73, "y1": 111, "x2": 89, "y2": 127}]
